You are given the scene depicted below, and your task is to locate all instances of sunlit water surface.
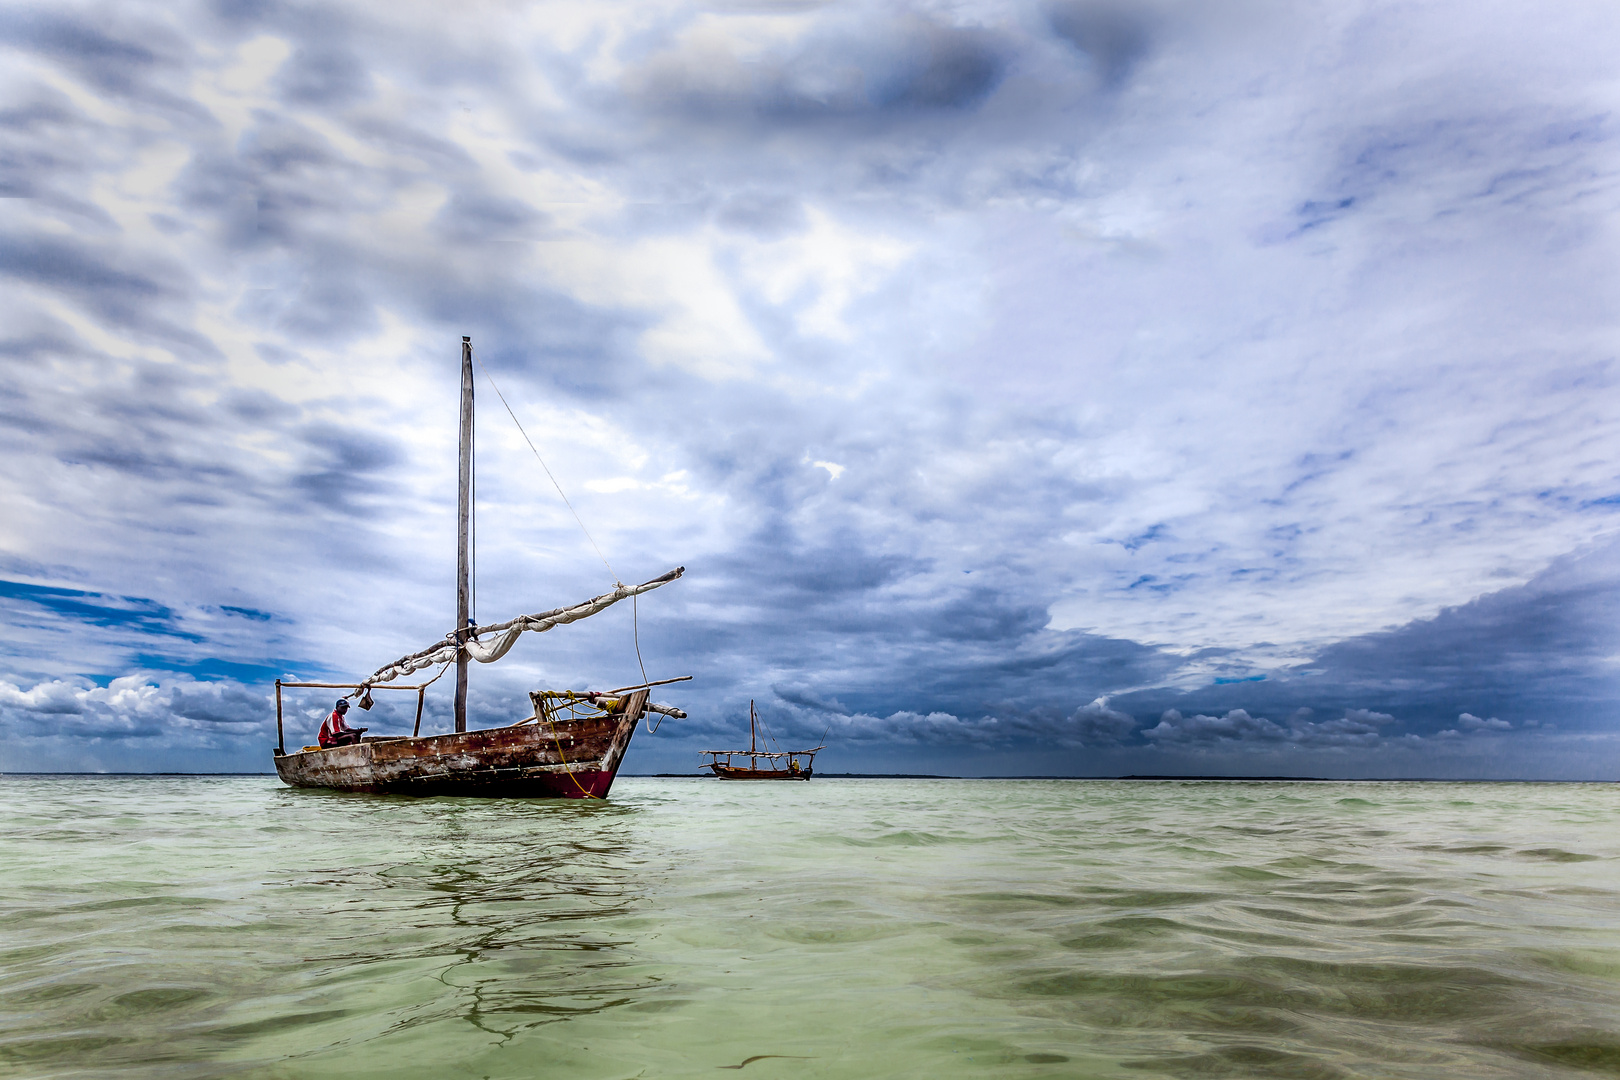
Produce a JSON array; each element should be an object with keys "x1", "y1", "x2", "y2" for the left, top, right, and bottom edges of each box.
[{"x1": 2, "y1": 777, "x2": 1617, "y2": 1079}]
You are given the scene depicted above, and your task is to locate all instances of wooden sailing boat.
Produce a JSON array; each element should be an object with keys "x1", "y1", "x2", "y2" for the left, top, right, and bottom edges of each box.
[
  {"x1": 701, "y1": 700, "x2": 822, "y2": 780},
  {"x1": 272, "y1": 337, "x2": 685, "y2": 798}
]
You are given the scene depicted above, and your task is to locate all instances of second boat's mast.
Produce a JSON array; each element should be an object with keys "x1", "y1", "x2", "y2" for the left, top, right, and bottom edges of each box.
[{"x1": 454, "y1": 336, "x2": 474, "y2": 733}]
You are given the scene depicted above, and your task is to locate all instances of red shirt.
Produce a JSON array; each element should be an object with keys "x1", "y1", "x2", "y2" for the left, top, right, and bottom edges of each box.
[{"x1": 319, "y1": 709, "x2": 356, "y2": 748}]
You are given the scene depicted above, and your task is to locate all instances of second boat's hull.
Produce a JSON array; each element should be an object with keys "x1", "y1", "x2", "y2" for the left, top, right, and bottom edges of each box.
[
  {"x1": 707, "y1": 764, "x2": 812, "y2": 781},
  {"x1": 273, "y1": 690, "x2": 647, "y2": 798}
]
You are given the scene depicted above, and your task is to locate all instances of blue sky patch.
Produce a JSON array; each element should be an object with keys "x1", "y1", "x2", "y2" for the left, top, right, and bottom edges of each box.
[
  {"x1": 0, "y1": 580, "x2": 202, "y2": 642},
  {"x1": 132, "y1": 654, "x2": 312, "y2": 684}
]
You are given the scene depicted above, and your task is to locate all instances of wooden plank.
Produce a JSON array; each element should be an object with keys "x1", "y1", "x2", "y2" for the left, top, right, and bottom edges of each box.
[
  {"x1": 607, "y1": 675, "x2": 693, "y2": 693},
  {"x1": 278, "y1": 681, "x2": 430, "y2": 690}
]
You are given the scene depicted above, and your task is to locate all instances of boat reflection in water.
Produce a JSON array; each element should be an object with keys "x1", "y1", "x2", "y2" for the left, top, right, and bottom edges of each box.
[{"x1": 702, "y1": 700, "x2": 823, "y2": 781}]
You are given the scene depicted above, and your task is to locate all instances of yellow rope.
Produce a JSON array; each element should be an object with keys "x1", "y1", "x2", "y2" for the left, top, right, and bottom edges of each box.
[{"x1": 537, "y1": 698, "x2": 600, "y2": 799}]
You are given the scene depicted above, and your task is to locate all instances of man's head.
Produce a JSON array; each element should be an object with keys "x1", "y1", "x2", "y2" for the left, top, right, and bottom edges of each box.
[{"x1": 335, "y1": 699, "x2": 350, "y2": 714}]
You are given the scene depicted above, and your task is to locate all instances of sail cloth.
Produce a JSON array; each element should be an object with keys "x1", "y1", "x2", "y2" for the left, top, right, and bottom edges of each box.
[{"x1": 359, "y1": 567, "x2": 684, "y2": 688}]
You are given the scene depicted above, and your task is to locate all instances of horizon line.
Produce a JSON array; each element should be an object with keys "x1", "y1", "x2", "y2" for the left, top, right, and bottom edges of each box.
[{"x1": 1, "y1": 771, "x2": 1612, "y2": 783}]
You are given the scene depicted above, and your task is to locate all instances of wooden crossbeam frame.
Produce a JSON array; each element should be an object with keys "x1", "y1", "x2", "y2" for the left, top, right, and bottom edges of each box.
[{"x1": 274, "y1": 680, "x2": 433, "y2": 755}]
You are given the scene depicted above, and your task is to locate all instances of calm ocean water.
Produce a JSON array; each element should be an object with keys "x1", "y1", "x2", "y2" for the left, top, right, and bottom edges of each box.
[{"x1": 1, "y1": 776, "x2": 1617, "y2": 1079}]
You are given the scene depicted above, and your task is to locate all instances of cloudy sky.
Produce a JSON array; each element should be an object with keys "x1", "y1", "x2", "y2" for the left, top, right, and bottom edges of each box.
[{"x1": 2, "y1": 0, "x2": 1618, "y2": 778}]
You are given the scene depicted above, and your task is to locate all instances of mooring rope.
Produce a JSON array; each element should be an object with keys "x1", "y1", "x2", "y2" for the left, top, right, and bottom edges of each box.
[{"x1": 535, "y1": 697, "x2": 600, "y2": 800}]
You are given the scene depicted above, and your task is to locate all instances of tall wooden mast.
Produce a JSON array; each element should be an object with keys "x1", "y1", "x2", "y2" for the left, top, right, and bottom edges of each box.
[{"x1": 454, "y1": 336, "x2": 474, "y2": 733}]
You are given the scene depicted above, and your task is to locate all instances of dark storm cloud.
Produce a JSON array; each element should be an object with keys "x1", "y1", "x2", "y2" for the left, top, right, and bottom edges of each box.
[
  {"x1": 0, "y1": 96, "x2": 107, "y2": 201},
  {"x1": 293, "y1": 424, "x2": 404, "y2": 510},
  {"x1": 1067, "y1": 698, "x2": 1137, "y2": 743},
  {"x1": 715, "y1": 192, "x2": 808, "y2": 238},
  {"x1": 0, "y1": 234, "x2": 214, "y2": 354},
  {"x1": 275, "y1": 44, "x2": 371, "y2": 105},
  {"x1": 1045, "y1": 0, "x2": 1154, "y2": 87},
  {"x1": 1109, "y1": 539, "x2": 1620, "y2": 749},
  {"x1": 433, "y1": 192, "x2": 552, "y2": 245},
  {"x1": 708, "y1": 525, "x2": 922, "y2": 608},
  {"x1": 666, "y1": 534, "x2": 1620, "y2": 772},
  {"x1": 166, "y1": 678, "x2": 271, "y2": 723},
  {"x1": 1296, "y1": 540, "x2": 1620, "y2": 725},
  {"x1": 0, "y1": 341, "x2": 249, "y2": 502},
  {"x1": 658, "y1": 549, "x2": 1182, "y2": 748},
  {"x1": 179, "y1": 122, "x2": 385, "y2": 276},
  {"x1": 624, "y1": 14, "x2": 1011, "y2": 124},
  {"x1": 628, "y1": 407, "x2": 1177, "y2": 740},
  {"x1": 870, "y1": 19, "x2": 1009, "y2": 110},
  {"x1": 0, "y1": 8, "x2": 167, "y2": 97},
  {"x1": 576, "y1": 2, "x2": 1171, "y2": 211}
]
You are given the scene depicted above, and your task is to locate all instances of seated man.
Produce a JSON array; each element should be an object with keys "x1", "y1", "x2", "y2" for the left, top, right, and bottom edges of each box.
[{"x1": 318, "y1": 698, "x2": 367, "y2": 748}]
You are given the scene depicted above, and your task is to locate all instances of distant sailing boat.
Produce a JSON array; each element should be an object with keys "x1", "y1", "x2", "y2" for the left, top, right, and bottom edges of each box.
[
  {"x1": 271, "y1": 337, "x2": 686, "y2": 798},
  {"x1": 702, "y1": 700, "x2": 822, "y2": 780}
]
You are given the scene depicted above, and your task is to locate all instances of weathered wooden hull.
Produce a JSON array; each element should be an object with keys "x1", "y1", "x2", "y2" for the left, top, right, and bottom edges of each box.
[
  {"x1": 273, "y1": 691, "x2": 647, "y2": 798},
  {"x1": 707, "y1": 763, "x2": 812, "y2": 781}
]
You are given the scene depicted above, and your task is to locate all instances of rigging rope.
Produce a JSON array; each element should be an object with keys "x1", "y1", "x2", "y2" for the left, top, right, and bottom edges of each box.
[
  {"x1": 420, "y1": 660, "x2": 453, "y2": 689},
  {"x1": 634, "y1": 591, "x2": 662, "y2": 734},
  {"x1": 472, "y1": 348, "x2": 620, "y2": 587},
  {"x1": 755, "y1": 704, "x2": 782, "y2": 755},
  {"x1": 343, "y1": 658, "x2": 453, "y2": 704}
]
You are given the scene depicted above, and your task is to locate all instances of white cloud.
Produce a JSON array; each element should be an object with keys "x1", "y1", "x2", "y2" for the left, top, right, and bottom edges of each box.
[
  {"x1": 1068, "y1": 697, "x2": 1136, "y2": 744},
  {"x1": 0, "y1": 676, "x2": 267, "y2": 739},
  {"x1": 837, "y1": 709, "x2": 998, "y2": 746},
  {"x1": 812, "y1": 460, "x2": 845, "y2": 480},
  {"x1": 737, "y1": 207, "x2": 911, "y2": 341},
  {"x1": 1458, "y1": 712, "x2": 1511, "y2": 732},
  {"x1": 1144, "y1": 708, "x2": 1288, "y2": 745},
  {"x1": 1142, "y1": 706, "x2": 1399, "y2": 749}
]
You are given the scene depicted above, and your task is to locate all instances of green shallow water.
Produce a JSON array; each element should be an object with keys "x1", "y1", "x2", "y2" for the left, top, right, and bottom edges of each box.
[{"x1": 2, "y1": 777, "x2": 1618, "y2": 1079}]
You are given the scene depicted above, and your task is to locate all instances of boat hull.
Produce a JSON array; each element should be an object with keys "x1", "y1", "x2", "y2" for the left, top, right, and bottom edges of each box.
[
  {"x1": 706, "y1": 764, "x2": 812, "y2": 781},
  {"x1": 274, "y1": 691, "x2": 647, "y2": 798}
]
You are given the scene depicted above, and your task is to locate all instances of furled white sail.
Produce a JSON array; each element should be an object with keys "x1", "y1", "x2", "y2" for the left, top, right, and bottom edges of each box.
[{"x1": 360, "y1": 567, "x2": 684, "y2": 688}]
